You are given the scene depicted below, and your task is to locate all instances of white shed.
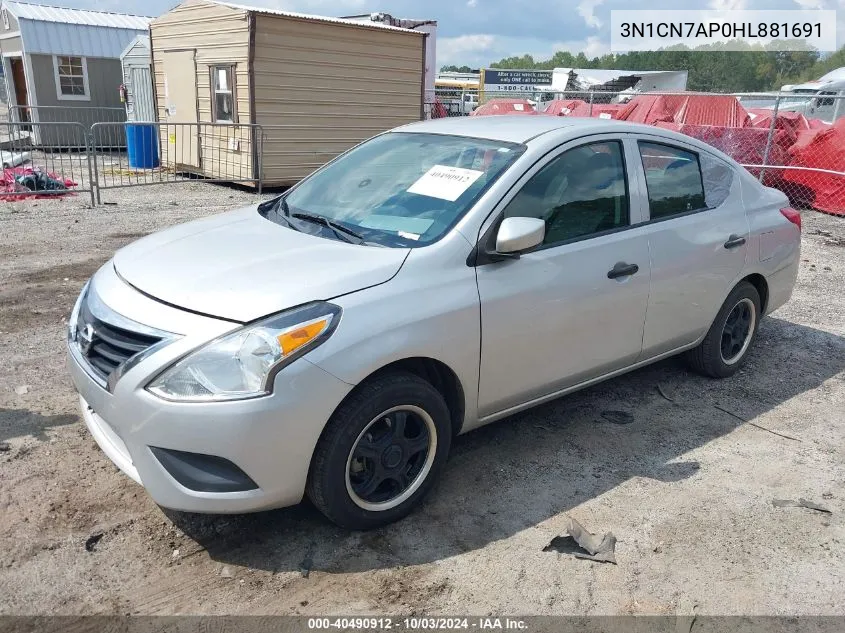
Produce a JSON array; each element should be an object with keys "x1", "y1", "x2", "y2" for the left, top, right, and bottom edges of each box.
[{"x1": 120, "y1": 35, "x2": 154, "y2": 122}]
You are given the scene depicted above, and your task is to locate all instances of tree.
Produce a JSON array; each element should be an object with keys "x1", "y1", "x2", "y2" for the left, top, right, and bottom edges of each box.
[
  {"x1": 482, "y1": 44, "x2": 843, "y2": 92},
  {"x1": 440, "y1": 65, "x2": 475, "y2": 73}
]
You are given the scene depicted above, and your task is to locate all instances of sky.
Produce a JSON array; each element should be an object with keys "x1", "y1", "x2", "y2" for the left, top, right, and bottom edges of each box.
[{"x1": 57, "y1": 0, "x2": 845, "y2": 69}]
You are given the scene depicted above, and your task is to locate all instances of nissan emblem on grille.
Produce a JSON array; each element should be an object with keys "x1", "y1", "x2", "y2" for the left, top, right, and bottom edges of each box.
[{"x1": 78, "y1": 323, "x2": 95, "y2": 356}]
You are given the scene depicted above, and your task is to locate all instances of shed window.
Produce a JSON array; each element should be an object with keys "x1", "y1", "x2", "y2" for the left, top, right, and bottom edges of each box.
[
  {"x1": 211, "y1": 65, "x2": 236, "y2": 123},
  {"x1": 53, "y1": 56, "x2": 89, "y2": 100}
]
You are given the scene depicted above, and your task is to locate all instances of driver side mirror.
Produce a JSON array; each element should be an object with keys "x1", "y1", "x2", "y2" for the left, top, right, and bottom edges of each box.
[{"x1": 494, "y1": 217, "x2": 545, "y2": 256}]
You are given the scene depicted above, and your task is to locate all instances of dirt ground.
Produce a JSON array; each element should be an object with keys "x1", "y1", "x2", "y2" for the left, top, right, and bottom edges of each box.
[{"x1": 0, "y1": 186, "x2": 843, "y2": 616}]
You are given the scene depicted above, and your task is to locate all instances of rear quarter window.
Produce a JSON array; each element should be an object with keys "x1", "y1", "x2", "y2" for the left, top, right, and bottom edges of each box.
[{"x1": 699, "y1": 152, "x2": 734, "y2": 209}]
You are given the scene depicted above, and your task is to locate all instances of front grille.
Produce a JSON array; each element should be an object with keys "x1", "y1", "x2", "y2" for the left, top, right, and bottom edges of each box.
[{"x1": 76, "y1": 298, "x2": 162, "y2": 383}]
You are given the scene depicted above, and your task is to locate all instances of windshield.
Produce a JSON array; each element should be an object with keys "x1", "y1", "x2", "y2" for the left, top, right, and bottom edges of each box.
[{"x1": 266, "y1": 132, "x2": 524, "y2": 247}]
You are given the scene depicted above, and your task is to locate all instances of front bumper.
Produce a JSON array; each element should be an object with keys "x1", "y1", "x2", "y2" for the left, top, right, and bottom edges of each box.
[{"x1": 67, "y1": 265, "x2": 353, "y2": 514}]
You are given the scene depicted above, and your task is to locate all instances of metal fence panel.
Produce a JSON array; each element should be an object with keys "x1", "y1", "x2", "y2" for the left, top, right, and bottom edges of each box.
[
  {"x1": 89, "y1": 121, "x2": 264, "y2": 202},
  {"x1": 9, "y1": 104, "x2": 126, "y2": 127},
  {"x1": 1, "y1": 120, "x2": 94, "y2": 206}
]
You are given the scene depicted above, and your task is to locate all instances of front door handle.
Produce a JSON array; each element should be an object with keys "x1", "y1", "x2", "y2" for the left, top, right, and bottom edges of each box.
[
  {"x1": 607, "y1": 262, "x2": 639, "y2": 279},
  {"x1": 724, "y1": 234, "x2": 747, "y2": 249}
]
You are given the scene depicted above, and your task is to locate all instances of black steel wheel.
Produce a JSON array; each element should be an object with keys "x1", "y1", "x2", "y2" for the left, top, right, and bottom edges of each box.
[
  {"x1": 686, "y1": 281, "x2": 761, "y2": 379},
  {"x1": 346, "y1": 406, "x2": 436, "y2": 511},
  {"x1": 720, "y1": 297, "x2": 756, "y2": 364},
  {"x1": 307, "y1": 371, "x2": 451, "y2": 529}
]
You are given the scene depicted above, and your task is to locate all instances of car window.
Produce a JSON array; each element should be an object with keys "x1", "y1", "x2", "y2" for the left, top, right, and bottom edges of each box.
[
  {"x1": 699, "y1": 152, "x2": 734, "y2": 209},
  {"x1": 817, "y1": 91, "x2": 835, "y2": 107},
  {"x1": 638, "y1": 142, "x2": 706, "y2": 220},
  {"x1": 502, "y1": 140, "x2": 629, "y2": 247}
]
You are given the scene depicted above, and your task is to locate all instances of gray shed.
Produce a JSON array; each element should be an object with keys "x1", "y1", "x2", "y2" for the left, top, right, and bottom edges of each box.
[
  {"x1": 0, "y1": 1, "x2": 151, "y2": 144},
  {"x1": 120, "y1": 35, "x2": 154, "y2": 122}
]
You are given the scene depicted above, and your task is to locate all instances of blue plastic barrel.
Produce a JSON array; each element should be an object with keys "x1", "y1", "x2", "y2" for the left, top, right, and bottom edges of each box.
[{"x1": 125, "y1": 123, "x2": 159, "y2": 169}]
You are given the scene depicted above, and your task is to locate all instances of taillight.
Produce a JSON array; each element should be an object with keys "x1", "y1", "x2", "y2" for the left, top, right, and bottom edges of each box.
[{"x1": 780, "y1": 207, "x2": 801, "y2": 231}]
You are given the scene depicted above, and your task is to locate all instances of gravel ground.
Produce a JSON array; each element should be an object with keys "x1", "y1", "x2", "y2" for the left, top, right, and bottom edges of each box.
[{"x1": 0, "y1": 186, "x2": 843, "y2": 616}]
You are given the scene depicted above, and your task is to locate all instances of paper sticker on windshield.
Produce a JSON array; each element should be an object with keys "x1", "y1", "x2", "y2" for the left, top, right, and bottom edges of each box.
[{"x1": 407, "y1": 165, "x2": 484, "y2": 202}]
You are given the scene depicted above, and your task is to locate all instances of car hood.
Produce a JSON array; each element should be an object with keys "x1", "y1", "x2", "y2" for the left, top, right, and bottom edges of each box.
[{"x1": 113, "y1": 206, "x2": 410, "y2": 322}]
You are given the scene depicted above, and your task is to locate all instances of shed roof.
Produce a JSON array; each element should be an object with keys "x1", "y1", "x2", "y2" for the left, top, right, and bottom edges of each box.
[
  {"x1": 206, "y1": 0, "x2": 425, "y2": 35},
  {"x1": 3, "y1": 1, "x2": 150, "y2": 29},
  {"x1": 3, "y1": 1, "x2": 151, "y2": 58},
  {"x1": 120, "y1": 34, "x2": 151, "y2": 60}
]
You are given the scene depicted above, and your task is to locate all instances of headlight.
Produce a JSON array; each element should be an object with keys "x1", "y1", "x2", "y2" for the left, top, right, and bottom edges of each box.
[
  {"x1": 68, "y1": 281, "x2": 90, "y2": 343},
  {"x1": 146, "y1": 302, "x2": 341, "y2": 402}
]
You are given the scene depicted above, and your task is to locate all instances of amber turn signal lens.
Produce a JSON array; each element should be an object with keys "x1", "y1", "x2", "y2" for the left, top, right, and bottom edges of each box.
[{"x1": 277, "y1": 318, "x2": 330, "y2": 356}]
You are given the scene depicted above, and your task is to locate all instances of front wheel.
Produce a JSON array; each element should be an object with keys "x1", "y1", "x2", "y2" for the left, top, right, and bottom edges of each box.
[
  {"x1": 306, "y1": 371, "x2": 452, "y2": 529},
  {"x1": 686, "y1": 281, "x2": 761, "y2": 378}
]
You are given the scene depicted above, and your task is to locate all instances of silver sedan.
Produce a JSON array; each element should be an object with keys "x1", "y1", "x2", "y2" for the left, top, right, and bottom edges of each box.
[{"x1": 67, "y1": 116, "x2": 801, "y2": 529}]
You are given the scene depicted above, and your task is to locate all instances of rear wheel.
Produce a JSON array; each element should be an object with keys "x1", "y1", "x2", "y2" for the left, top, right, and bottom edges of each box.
[
  {"x1": 307, "y1": 371, "x2": 451, "y2": 529},
  {"x1": 686, "y1": 281, "x2": 761, "y2": 378}
]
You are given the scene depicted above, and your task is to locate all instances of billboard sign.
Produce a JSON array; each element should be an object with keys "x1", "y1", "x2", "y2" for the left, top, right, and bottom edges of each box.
[{"x1": 482, "y1": 69, "x2": 554, "y2": 92}]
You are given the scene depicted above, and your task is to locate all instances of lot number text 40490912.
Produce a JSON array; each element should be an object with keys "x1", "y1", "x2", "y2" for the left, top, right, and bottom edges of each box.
[{"x1": 307, "y1": 618, "x2": 528, "y2": 630}]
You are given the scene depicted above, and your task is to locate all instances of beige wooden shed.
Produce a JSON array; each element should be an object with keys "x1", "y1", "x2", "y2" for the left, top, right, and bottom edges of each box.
[{"x1": 149, "y1": 0, "x2": 427, "y2": 186}]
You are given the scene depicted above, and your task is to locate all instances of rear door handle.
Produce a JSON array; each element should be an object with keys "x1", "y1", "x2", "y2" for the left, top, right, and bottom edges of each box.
[
  {"x1": 724, "y1": 234, "x2": 747, "y2": 249},
  {"x1": 607, "y1": 262, "x2": 639, "y2": 279}
]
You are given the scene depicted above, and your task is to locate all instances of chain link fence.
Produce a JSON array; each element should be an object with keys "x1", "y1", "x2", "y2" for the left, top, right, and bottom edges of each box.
[{"x1": 427, "y1": 89, "x2": 845, "y2": 215}]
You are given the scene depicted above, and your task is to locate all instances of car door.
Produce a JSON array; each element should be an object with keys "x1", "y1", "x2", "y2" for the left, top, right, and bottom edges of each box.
[
  {"x1": 474, "y1": 136, "x2": 652, "y2": 418},
  {"x1": 633, "y1": 137, "x2": 749, "y2": 359}
]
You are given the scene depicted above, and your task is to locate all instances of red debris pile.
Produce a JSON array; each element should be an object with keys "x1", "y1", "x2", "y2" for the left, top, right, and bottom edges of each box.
[
  {"x1": 470, "y1": 98, "x2": 538, "y2": 116},
  {"x1": 544, "y1": 99, "x2": 588, "y2": 116},
  {"x1": 617, "y1": 94, "x2": 751, "y2": 127},
  {"x1": 782, "y1": 118, "x2": 845, "y2": 216},
  {"x1": 747, "y1": 108, "x2": 813, "y2": 150},
  {"x1": 544, "y1": 100, "x2": 624, "y2": 119},
  {"x1": 2, "y1": 166, "x2": 77, "y2": 201}
]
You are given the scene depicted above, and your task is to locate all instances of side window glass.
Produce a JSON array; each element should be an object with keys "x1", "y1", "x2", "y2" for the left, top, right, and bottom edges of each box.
[
  {"x1": 700, "y1": 152, "x2": 734, "y2": 209},
  {"x1": 638, "y1": 142, "x2": 706, "y2": 220},
  {"x1": 817, "y1": 91, "x2": 835, "y2": 107},
  {"x1": 502, "y1": 141, "x2": 629, "y2": 247}
]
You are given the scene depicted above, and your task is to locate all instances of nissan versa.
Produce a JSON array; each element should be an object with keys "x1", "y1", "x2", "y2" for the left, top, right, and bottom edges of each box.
[{"x1": 67, "y1": 117, "x2": 801, "y2": 529}]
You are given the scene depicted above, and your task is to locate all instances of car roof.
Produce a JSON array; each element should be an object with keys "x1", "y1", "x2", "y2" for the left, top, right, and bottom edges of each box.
[
  {"x1": 395, "y1": 115, "x2": 743, "y2": 171},
  {"x1": 397, "y1": 115, "x2": 657, "y2": 145}
]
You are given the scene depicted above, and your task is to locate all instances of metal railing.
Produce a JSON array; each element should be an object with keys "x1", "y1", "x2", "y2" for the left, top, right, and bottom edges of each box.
[
  {"x1": 1, "y1": 120, "x2": 94, "y2": 206},
  {"x1": 427, "y1": 89, "x2": 845, "y2": 215},
  {"x1": 90, "y1": 121, "x2": 264, "y2": 203},
  {"x1": 9, "y1": 104, "x2": 127, "y2": 128}
]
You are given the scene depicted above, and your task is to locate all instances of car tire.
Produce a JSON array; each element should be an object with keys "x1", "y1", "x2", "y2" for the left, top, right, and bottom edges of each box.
[
  {"x1": 686, "y1": 281, "x2": 761, "y2": 379},
  {"x1": 306, "y1": 371, "x2": 452, "y2": 529}
]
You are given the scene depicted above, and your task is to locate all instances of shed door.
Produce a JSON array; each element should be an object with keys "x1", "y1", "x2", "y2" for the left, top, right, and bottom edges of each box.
[
  {"x1": 162, "y1": 50, "x2": 200, "y2": 168},
  {"x1": 130, "y1": 66, "x2": 156, "y2": 122}
]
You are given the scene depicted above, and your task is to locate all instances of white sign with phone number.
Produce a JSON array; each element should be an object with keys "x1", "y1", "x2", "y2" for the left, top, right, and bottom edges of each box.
[{"x1": 407, "y1": 165, "x2": 484, "y2": 202}]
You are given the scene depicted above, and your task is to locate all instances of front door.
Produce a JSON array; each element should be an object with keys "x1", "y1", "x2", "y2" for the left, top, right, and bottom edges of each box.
[
  {"x1": 9, "y1": 57, "x2": 29, "y2": 122},
  {"x1": 476, "y1": 137, "x2": 651, "y2": 418},
  {"x1": 161, "y1": 50, "x2": 200, "y2": 168}
]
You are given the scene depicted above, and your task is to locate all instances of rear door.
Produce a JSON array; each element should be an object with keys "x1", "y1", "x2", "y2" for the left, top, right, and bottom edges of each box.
[
  {"x1": 475, "y1": 136, "x2": 652, "y2": 417},
  {"x1": 633, "y1": 137, "x2": 749, "y2": 358}
]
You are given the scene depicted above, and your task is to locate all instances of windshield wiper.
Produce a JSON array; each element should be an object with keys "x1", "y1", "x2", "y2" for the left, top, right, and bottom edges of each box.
[{"x1": 290, "y1": 211, "x2": 364, "y2": 245}]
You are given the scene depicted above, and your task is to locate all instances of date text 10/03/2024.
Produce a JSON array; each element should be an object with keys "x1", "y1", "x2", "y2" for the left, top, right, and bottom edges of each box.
[{"x1": 307, "y1": 618, "x2": 529, "y2": 630}]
